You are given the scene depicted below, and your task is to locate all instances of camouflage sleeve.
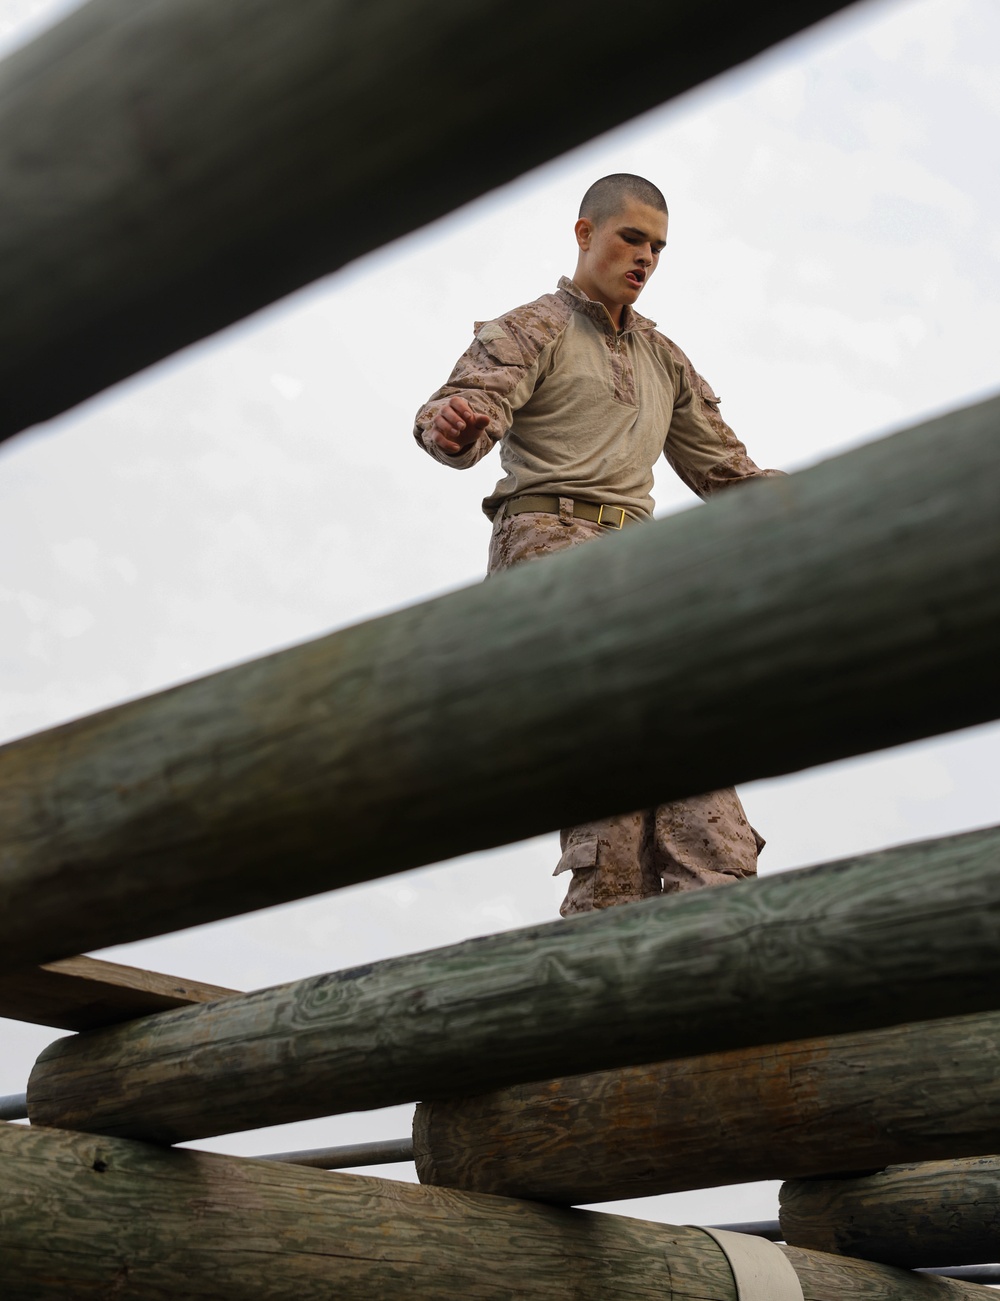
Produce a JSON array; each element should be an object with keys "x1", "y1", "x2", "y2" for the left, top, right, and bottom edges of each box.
[
  {"x1": 413, "y1": 312, "x2": 552, "y2": 469},
  {"x1": 659, "y1": 336, "x2": 784, "y2": 498}
]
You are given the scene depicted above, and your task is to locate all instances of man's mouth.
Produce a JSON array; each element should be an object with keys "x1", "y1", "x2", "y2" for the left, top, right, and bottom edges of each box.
[{"x1": 625, "y1": 270, "x2": 645, "y2": 288}]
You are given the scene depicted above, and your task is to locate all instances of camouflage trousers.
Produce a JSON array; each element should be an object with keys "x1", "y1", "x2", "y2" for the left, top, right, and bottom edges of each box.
[{"x1": 488, "y1": 501, "x2": 763, "y2": 917}]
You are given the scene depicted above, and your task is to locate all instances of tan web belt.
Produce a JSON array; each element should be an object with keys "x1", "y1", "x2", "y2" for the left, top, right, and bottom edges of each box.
[
  {"x1": 503, "y1": 494, "x2": 641, "y2": 530},
  {"x1": 692, "y1": 1227, "x2": 804, "y2": 1301}
]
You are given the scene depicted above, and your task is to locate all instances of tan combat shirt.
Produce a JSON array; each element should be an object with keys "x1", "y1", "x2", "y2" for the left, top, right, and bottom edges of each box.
[{"x1": 414, "y1": 276, "x2": 779, "y2": 520}]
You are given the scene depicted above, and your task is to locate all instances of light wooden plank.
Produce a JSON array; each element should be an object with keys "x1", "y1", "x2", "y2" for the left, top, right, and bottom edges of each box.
[
  {"x1": 414, "y1": 1011, "x2": 1000, "y2": 1203},
  {"x1": 1, "y1": 397, "x2": 999, "y2": 970},
  {"x1": 25, "y1": 823, "x2": 1000, "y2": 1144},
  {"x1": 0, "y1": 955, "x2": 237, "y2": 1030},
  {"x1": 0, "y1": 1123, "x2": 982, "y2": 1300}
]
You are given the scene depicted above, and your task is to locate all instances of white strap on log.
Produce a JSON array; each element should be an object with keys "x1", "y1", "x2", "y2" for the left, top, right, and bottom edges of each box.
[{"x1": 692, "y1": 1227, "x2": 804, "y2": 1301}]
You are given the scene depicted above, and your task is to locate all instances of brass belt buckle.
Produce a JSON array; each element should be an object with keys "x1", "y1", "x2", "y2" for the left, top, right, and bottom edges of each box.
[{"x1": 596, "y1": 504, "x2": 625, "y2": 530}]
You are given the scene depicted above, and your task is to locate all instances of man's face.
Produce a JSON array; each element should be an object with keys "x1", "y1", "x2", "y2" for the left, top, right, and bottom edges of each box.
[{"x1": 573, "y1": 198, "x2": 668, "y2": 322}]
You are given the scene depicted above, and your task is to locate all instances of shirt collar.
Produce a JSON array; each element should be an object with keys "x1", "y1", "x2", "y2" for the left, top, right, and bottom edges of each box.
[{"x1": 556, "y1": 275, "x2": 655, "y2": 334}]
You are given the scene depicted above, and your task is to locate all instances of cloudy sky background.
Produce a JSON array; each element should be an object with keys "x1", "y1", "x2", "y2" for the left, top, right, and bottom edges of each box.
[{"x1": 1, "y1": 0, "x2": 999, "y2": 1230}]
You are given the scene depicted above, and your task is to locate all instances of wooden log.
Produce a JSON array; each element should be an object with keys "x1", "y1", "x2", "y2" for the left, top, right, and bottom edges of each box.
[
  {"x1": 2, "y1": 397, "x2": 1000, "y2": 970},
  {"x1": 25, "y1": 824, "x2": 1000, "y2": 1144},
  {"x1": 0, "y1": 955, "x2": 237, "y2": 1030},
  {"x1": 0, "y1": 0, "x2": 858, "y2": 443},
  {"x1": 778, "y1": 1245, "x2": 980, "y2": 1299},
  {"x1": 413, "y1": 1011, "x2": 1000, "y2": 1204},
  {"x1": 780, "y1": 1156, "x2": 1000, "y2": 1269},
  {"x1": 0, "y1": 1123, "x2": 983, "y2": 1300}
]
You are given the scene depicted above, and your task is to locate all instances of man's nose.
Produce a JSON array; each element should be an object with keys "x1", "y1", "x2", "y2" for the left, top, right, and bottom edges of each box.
[{"x1": 636, "y1": 246, "x2": 653, "y2": 265}]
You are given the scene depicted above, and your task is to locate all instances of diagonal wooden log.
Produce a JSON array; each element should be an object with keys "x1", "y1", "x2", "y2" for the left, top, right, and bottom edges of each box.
[
  {"x1": 780, "y1": 1156, "x2": 1000, "y2": 1270},
  {"x1": 0, "y1": 0, "x2": 859, "y2": 442},
  {"x1": 413, "y1": 1011, "x2": 1000, "y2": 1204},
  {"x1": 0, "y1": 955, "x2": 237, "y2": 1031},
  {"x1": 0, "y1": 1123, "x2": 983, "y2": 1300},
  {"x1": 1, "y1": 396, "x2": 1000, "y2": 972},
  {"x1": 25, "y1": 824, "x2": 1000, "y2": 1144}
]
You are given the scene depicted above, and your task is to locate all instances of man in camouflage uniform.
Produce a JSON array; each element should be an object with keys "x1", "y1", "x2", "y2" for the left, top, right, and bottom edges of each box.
[{"x1": 414, "y1": 174, "x2": 781, "y2": 917}]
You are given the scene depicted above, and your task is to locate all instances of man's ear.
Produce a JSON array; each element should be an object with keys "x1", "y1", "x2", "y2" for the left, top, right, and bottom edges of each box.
[{"x1": 574, "y1": 217, "x2": 593, "y2": 251}]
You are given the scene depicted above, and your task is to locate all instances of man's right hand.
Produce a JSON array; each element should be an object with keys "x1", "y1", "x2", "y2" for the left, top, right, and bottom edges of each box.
[{"x1": 429, "y1": 396, "x2": 490, "y2": 455}]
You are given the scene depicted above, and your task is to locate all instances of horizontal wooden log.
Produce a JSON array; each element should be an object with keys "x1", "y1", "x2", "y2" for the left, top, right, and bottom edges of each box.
[
  {"x1": 2, "y1": 397, "x2": 1000, "y2": 970},
  {"x1": 0, "y1": 955, "x2": 236, "y2": 1030},
  {"x1": 26, "y1": 824, "x2": 1000, "y2": 1144},
  {"x1": 921, "y1": 1267, "x2": 1000, "y2": 1284},
  {"x1": 778, "y1": 1245, "x2": 980, "y2": 1299},
  {"x1": 0, "y1": 0, "x2": 856, "y2": 442},
  {"x1": 413, "y1": 1010, "x2": 1000, "y2": 1204},
  {"x1": 780, "y1": 1156, "x2": 1000, "y2": 1269},
  {"x1": 0, "y1": 1123, "x2": 982, "y2": 1300}
]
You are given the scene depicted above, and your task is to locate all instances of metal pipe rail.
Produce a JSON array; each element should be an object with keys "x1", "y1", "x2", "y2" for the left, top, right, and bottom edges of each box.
[
  {"x1": 0, "y1": 1093, "x2": 27, "y2": 1121},
  {"x1": 255, "y1": 1137, "x2": 414, "y2": 1169}
]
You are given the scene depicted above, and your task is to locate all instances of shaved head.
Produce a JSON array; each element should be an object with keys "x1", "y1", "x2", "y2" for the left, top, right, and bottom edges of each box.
[{"x1": 579, "y1": 174, "x2": 667, "y2": 228}]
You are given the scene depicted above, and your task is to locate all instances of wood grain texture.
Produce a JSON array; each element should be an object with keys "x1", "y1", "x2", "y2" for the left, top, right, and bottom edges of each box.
[
  {"x1": 0, "y1": 955, "x2": 237, "y2": 1030},
  {"x1": 1, "y1": 397, "x2": 1000, "y2": 970},
  {"x1": 780, "y1": 1156, "x2": 1000, "y2": 1268},
  {"x1": 413, "y1": 1011, "x2": 1000, "y2": 1204},
  {"x1": 0, "y1": 0, "x2": 857, "y2": 442},
  {"x1": 778, "y1": 1246, "x2": 980, "y2": 1299},
  {"x1": 0, "y1": 1122, "x2": 734, "y2": 1301},
  {"x1": 26, "y1": 824, "x2": 1000, "y2": 1143},
  {"x1": 0, "y1": 1124, "x2": 982, "y2": 1300}
]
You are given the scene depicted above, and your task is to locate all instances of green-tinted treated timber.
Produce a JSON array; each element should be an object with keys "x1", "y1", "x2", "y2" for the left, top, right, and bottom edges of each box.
[
  {"x1": 0, "y1": 0, "x2": 857, "y2": 442},
  {"x1": 414, "y1": 1011, "x2": 1000, "y2": 1204},
  {"x1": 0, "y1": 955, "x2": 237, "y2": 1030},
  {"x1": 26, "y1": 825, "x2": 1000, "y2": 1143},
  {"x1": 781, "y1": 1156, "x2": 1000, "y2": 1269},
  {"x1": 2, "y1": 397, "x2": 1000, "y2": 969},
  {"x1": 0, "y1": 1124, "x2": 981, "y2": 1301},
  {"x1": 0, "y1": 1122, "x2": 729, "y2": 1301}
]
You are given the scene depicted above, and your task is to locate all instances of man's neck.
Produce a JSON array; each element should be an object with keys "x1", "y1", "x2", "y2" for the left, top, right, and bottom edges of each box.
[{"x1": 570, "y1": 275, "x2": 624, "y2": 328}]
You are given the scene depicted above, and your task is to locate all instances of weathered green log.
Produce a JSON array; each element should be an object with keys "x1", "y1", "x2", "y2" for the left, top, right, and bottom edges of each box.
[
  {"x1": 0, "y1": 1123, "x2": 983, "y2": 1300},
  {"x1": 414, "y1": 1011, "x2": 1000, "y2": 1204},
  {"x1": 0, "y1": 0, "x2": 857, "y2": 442},
  {"x1": 3, "y1": 397, "x2": 1000, "y2": 971},
  {"x1": 26, "y1": 824, "x2": 1000, "y2": 1143},
  {"x1": 780, "y1": 1156, "x2": 1000, "y2": 1269}
]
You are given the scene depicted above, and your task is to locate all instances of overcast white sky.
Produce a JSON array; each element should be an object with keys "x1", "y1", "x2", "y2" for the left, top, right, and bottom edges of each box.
[{"x1": 2, "y1": 0, "x2": 999, "y2": 1233}]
